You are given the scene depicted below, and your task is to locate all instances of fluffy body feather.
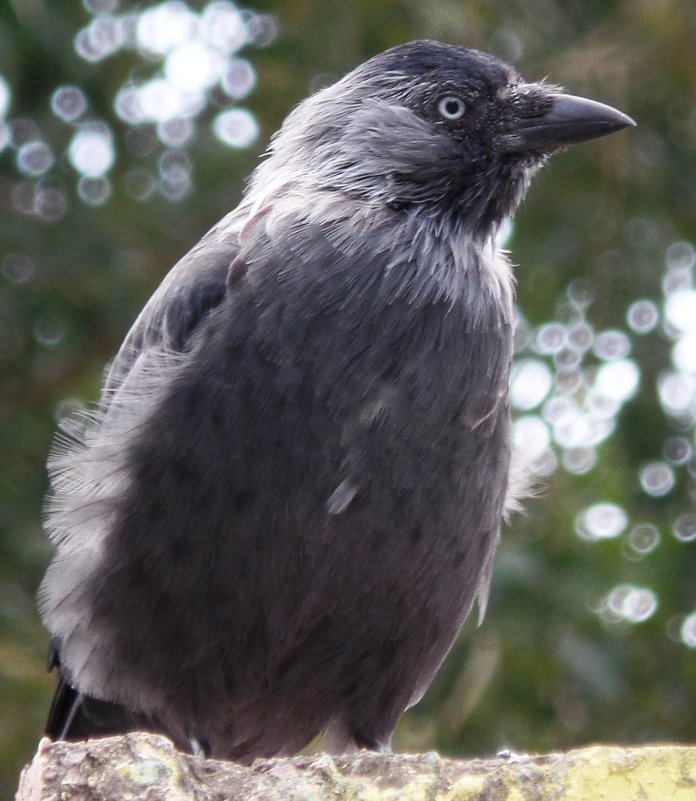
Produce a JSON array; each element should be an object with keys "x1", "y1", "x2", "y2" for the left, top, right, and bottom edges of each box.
[{"x1": 39, "y1": 40, "x2": 632, "y2": 758}]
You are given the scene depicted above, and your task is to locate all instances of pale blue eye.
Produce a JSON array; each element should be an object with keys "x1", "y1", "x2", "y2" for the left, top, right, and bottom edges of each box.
[{"x1": 437, "y1": 95, "x2": 466, "y2": 120}]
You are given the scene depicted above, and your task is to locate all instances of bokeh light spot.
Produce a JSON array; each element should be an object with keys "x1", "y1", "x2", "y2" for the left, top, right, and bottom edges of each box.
[
  {"x1": 9, "y1": 118, "x2": 41, "y2": 147},
  {"x1": 74, "y1": 16, "x2": 125, "y2": 62},
  {"x1": 628, "y1": 523, "x2": 661, "y2": 555},
  {"x1": 567, "y1": 321, "x2": 594, "y2": 352},
  {"x1": 17, "y1": 141, "x2": 54, "y2": 176},
  {"x1": 593, "y1": 329, "x2": 631, "y2": 360},
  {"x1": 124, "y1": 170, "x2": 157, "y2": 201},
  {"x1": 575, "y1": 503, "x2": 628, "y2": 541},
  {"x1": 510, "y1": 359, "x2": 552, "y2": 411},
  {"x1": 221, "y1": 57, "x2": 256, "y2": 99},
  {"x1": 35, "y1": 184, "x2": 68, "y2": 221},
  {"x1": 672, "y1": 332, "x2": 696, "y2": 373},
  {"x1": 603, "y1": 584, "x2": 658, "y2": 623},
  {"x1": 535, "y1": 321, "x2": 566, "y2": 354},
  {"x1": 165, "y1": 41, "x2": 225, "y2": 91},
  {"x1": 51, "y1": 86, "x2": 88, "y2": 122},
  {"x1": 554, "y1": 347, "x2": 582, "y2": 373},
  {"x1": 665, "y1": 240, "x2": 696, "y2": 272},
  {"x1": 33, "y1": 316, "x2": 67, "y2": 347},
  {"x1": 136, "y1": 2, "x2": 197, "y2": 55},
  {"x1": 562, "y1": 446, "x2": 597, "y2": 475},
  {"x1": 78, "y1": 176, "x2": 112, "y2": 205},
  {"x1": 158, "y1": 148, "x2": 192, "y2": 201},
  {"x1": 157, "y1": 117, "x2": 194, "y2": 147},
  {"x1": 0, "y1": 74, "x2": 11, "y2": 117},
  {"x1": 665, "y1": 289, "x2": 696, "y2": 333},
  {"x1": 681, "y1": 613, "x2": 696, "y2": 647},
  {"x1": 593, "y1": 359, "x2": 640, "y2": 402},
  {"x1": 68, "y1": 124, "x2": 115, "y2": 177},
  {"x1": 658, "y1": 372, "x2": 694, "y2": 415},
  {"x1": 1, "y1": 254, "x2": 36, "y2": 284},
  {"x1": 512, "y1": 414, "x2": 550, "y2": 460},
  {"x1": 672, "y1": 514, "x2": 696, "y2": 542},
  {"x1": 201, "y1": 1, "x2": 248, "y2": 50},
  {"x1": 639, "y1": 461, "x2": 675, "y2": 497},
  {"x1": 213, "y1": 107, "x2": 258, "y2": 148},
  {"x1": 663, "y1": 436, "x2": 691, "y2": 465},
  {"x1": 626, "y1": 299, "x2": 658, "y2": 334}
]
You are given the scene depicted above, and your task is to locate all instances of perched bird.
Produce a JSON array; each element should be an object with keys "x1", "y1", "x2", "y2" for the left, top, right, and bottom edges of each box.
[{"x1": 39, "y1": 40, "x2": 633, "y2": 760}]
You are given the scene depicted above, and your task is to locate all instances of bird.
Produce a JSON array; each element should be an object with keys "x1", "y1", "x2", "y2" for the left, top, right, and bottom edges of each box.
[{"x1": 39, "y1": 39, "x2": 634, "y2": 761}]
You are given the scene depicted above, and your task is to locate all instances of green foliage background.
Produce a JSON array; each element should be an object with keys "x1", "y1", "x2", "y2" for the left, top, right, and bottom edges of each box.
[{"x1": 1, "y1": 0, "x2": 695, "y2": 796}]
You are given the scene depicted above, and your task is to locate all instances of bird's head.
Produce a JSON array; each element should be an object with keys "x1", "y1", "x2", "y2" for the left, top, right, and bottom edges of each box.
[{"x1": 251, "y1": 40, "x2": 634, "y2": 239}]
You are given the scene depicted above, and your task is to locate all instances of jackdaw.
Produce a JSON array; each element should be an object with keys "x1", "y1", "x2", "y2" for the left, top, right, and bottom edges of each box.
[{"x1": 39, "y1": 40, "x2": 634, "y2": 759}]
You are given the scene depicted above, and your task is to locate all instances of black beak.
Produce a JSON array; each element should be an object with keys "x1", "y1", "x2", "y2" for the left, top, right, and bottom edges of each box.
[{"x1": 500, "y1": 93, "x2": 635, "y2": 153}]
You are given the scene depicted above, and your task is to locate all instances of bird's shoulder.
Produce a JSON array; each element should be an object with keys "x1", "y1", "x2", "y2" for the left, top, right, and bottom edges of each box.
[{"x1": 101, "y1": 211, "x2": 246, "y2": 402}]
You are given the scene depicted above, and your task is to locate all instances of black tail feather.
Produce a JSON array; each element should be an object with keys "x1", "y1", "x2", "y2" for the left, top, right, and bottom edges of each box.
[{"x1": 45, "y1": 645, "x2": 170, "y2": 744}]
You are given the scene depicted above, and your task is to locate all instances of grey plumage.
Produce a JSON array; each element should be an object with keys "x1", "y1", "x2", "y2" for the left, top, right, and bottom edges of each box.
[{"x1": 39, "y1": 40, "x2": 633, "y2": 759}]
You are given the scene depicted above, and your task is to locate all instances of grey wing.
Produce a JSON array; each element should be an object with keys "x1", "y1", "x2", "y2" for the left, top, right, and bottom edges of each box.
[
  {"x1": 101, "y1": 228, "x2": 241, "y2": 407},
  {"x1": 42, "y1": 216, "x2": 242, "y2": 603},
  {"x1": 41, "y1": 220, "x2": 241, "y2": 743}
]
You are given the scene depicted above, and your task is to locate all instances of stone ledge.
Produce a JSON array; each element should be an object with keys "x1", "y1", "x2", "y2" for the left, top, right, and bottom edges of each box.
[{"x1": 15, "y1": 732, "x2": 696, "y2": 800}]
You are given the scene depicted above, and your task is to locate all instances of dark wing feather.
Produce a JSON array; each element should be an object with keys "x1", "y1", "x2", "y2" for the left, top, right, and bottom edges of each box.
[
  {"x1": 45, "y1": 650, "x2": 174, "y2": 744},
  {"x1": 102, "y1": 230, "x2": 240, "y2": 403},
  {"x1": 45, "y1": 225, "x2": 239, "y2": 745}
]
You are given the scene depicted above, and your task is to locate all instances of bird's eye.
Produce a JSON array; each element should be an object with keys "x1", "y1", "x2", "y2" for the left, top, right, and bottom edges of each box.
[{"x1": 437, "y1": 95, "x2": 466, "y2": 121}]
